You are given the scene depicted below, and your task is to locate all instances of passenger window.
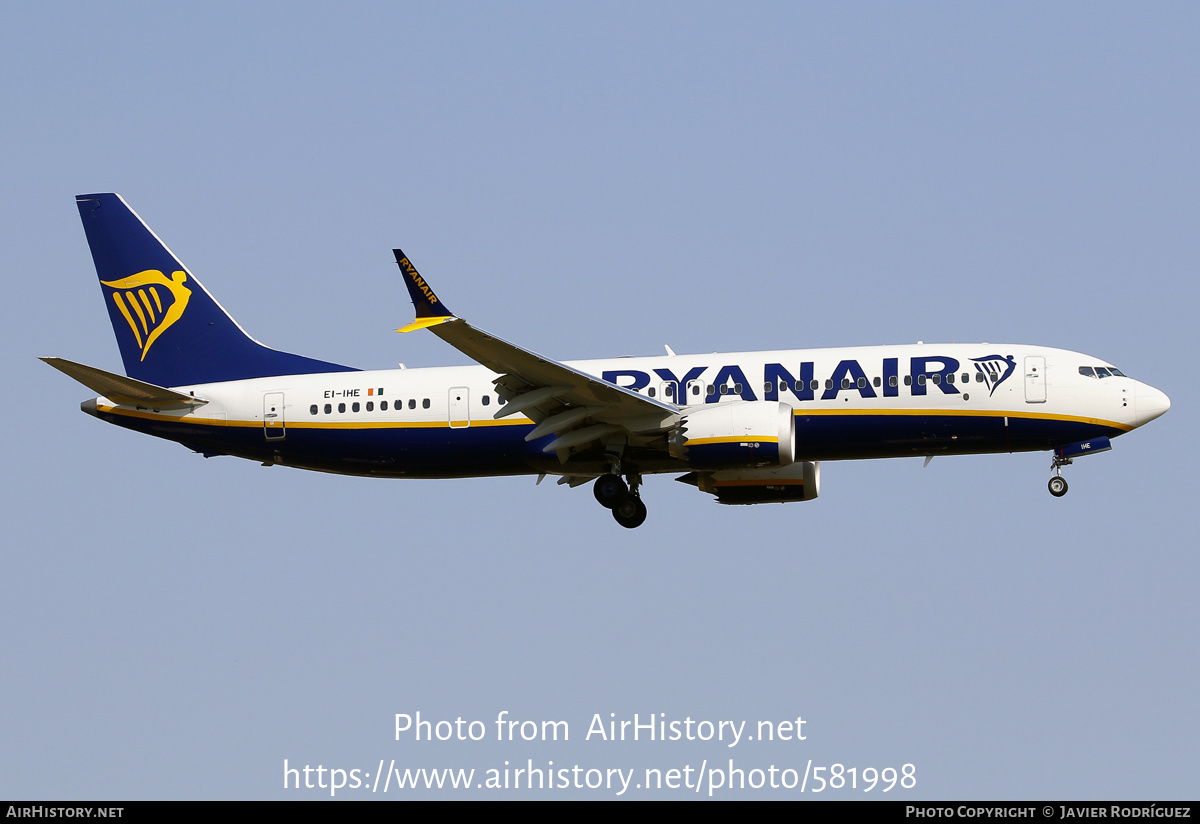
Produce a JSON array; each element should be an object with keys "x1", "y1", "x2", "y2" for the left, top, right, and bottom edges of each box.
[
  {"x1": 976, "y1": 372, "x2": 984, "y2": 382},
  {"x1": 648, "y1": 387, "x2": 656, "y2": 398},
  {"x1": 338, "y1": 403, "x2": 346, "y2": 413},
  {"x1": 324, "y1": 404, "x2": 332, "y2": 414},
  {"x1": 810, "y1": 379, "x2": 819, "y2": 391},
  {"x1": 825, "y1": 379, "x2": 833, "y2": 390},
  {"x1": 422, "y1": 398, "x2": 430, "y2": 409},
  {"x1": 720, "y1": 385, "x2": 729, "y2": 395},
  {"x1": 764, "y1": 382, "x2": 773, "y2": 393},
  {"x1": 408, "y1": 399, "x2": 416, "y2": 410},
  {"x1": 381, "y1": 401, "x2": 389, "y2": 411},
  {"x1": 352, "y1": 402, "x2": 360, "y2": 412},
  {"x1": 889, "y1": 376, "x2": 897, "y2": 387},
  {"x1": 873, "y1": 377, "x2": 881, "y2": 387},
  {"x1": 692, "y1": 385, "x2": 700, "y2": 396},
  {"x1": 841, "y1": 378, "x2": 850, "y2": 389},
  {"x1": 857, "y1": 377, "x2": 866, "y2": 389},
  {"x1": 918, "y1": 375, "x2": 926, "y2": 385},
  {"x1": 904, "y1": 375, "x2": 912, "y2": 386},
  {"x1": 309, "y1": 405, "x2": 318, "y2": 415},
  {"x1": 366, "y1": 401, "x2": 374, "y2": 412},
  {"x1": 482, "y1": 396, "x2": 490, "y2": 406},
  {"x1": 931, "y1": 374, "x2": 941, "y2": 385},
  {"x1": 707, "y1": 385, "x2": 716, "y2": 396},
  {"x1": 961, "y1": 373, "x2": 969, "y2": 383},
  {"x1": 946, "y1": 374, "x2": 954, "y2": 384},
  {"x1": 734, "y1": 383, "x2": 743, "y2": 393}
]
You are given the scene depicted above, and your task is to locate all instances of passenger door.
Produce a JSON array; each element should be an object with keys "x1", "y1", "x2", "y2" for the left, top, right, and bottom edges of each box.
[
  {"x1": 263, "y1": 392, "x2": 286, "y2": 439},
  {"x1": 1024, "y1": 356, "x2": 1046, "y2": 403}
]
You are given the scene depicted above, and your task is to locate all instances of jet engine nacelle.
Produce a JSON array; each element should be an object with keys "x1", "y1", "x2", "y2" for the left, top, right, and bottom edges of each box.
[
  {"x1": 669, "y1": 401, "x2": 795, "y2": 469},
  {"x1": 696, "y1": 461, "x2": 821, "y2": 505}
]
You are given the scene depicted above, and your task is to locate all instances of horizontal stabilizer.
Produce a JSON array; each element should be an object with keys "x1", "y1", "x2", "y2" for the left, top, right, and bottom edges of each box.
[{"x1": 40, "y1": 357, "x2": 208, "y2": 408}]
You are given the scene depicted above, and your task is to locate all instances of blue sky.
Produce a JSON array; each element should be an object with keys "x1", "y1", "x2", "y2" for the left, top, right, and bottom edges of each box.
[{"x1": 2, "y1": 2, "x2": 1196, "y2": 799}]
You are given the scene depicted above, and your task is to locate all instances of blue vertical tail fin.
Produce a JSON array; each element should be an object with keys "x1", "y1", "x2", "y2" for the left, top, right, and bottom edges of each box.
[{"x1": 76, "y1": 193, "x2": 357, "y2": 386}]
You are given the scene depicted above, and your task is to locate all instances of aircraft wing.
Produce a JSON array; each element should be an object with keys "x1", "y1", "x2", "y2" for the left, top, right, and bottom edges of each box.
[{"x1": 393, "y1": 250, "x2": 679, "y2": 459}]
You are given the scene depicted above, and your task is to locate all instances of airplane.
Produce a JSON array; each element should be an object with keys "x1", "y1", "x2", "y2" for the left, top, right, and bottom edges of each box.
[{"x1": 44, "y1": 193, "x2": 1171, "y2": 528}]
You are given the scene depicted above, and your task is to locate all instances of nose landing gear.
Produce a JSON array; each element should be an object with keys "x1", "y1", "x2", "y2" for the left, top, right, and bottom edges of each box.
[{"x1": 1048, "y1": 454, "x2": 1071, "y2": 497}]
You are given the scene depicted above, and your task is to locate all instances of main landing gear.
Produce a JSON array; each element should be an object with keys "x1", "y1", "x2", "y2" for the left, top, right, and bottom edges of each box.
[
  {"x1": 1048, "y1": 453, "x2": 1071, "y2": 498},
  {"x1": 593, "y1": 472, "x2": 647, "y2": 529}
]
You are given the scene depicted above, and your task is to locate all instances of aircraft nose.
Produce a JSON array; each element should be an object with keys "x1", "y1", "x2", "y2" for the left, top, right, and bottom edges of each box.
[{"x1": 1134, "y1": 384, "x2": 1170, "y2": 427}]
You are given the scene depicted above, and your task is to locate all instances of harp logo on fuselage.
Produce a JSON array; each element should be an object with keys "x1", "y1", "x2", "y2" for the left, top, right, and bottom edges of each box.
[
  {"x1": 971, "y1": 355, "x2": 1017, "y2": 396},
  {"x1": 100, "y1": 269, "x2": 192, "y2": 361}
]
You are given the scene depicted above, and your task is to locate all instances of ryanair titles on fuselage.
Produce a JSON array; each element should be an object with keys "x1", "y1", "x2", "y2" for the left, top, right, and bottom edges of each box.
[{"x1": 601, "y1": 352, "x2": 1017, "y2": 404}]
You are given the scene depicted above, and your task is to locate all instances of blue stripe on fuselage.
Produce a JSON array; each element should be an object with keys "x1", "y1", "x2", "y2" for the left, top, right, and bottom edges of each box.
[{"x1": 92, "y1": 406, "x2": 1125, "y2": 476}]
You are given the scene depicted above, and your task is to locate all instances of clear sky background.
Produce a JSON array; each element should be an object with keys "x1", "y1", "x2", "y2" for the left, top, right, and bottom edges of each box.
[{"x1": 2, "y1": 2, "x2": 1196, "y2": 799}]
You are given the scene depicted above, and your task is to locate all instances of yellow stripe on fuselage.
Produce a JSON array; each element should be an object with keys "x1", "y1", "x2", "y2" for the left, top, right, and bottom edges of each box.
[
  {"x1": 96, "y1": 404, "x2": 535, "y2": 429},
  {"x1": 790, "y1": 406, "x2": 1133, "y2": 432},
  {"x1": 95, "y1": 403, "x2": 1130, "y2": 434}
]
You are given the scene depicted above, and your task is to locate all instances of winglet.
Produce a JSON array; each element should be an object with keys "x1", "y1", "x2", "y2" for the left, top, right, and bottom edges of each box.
[{"x1": 394, "y1": 249, "x2": 455, "y2": 333}]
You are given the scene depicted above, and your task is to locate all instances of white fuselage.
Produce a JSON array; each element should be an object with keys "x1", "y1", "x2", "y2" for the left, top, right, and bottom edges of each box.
[{"x1": 89, "y1": 342, "x2": 1168, "y2": 479}]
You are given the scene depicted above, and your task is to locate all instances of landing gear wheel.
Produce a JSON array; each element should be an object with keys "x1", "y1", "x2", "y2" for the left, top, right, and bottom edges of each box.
[
  {"x1": 612, "y1": 495, "x2": 648, "y2": 529},
  {"x1": 593, "y1": 474, "x2": 628, "y2": 509},
  {"x1": 1048, "y1": 476, "x2": 1068, "y2": 497}
]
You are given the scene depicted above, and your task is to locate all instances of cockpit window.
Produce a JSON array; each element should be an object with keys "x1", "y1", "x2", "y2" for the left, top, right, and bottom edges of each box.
[{"x1": 1080, "y1": 365, "x2": 1128, "y2": 379}]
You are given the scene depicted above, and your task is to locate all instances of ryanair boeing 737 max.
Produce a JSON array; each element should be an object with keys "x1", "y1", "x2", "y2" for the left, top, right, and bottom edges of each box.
[{"x1": 43, "y1": 194, "x2": 1171, "y2": 528}]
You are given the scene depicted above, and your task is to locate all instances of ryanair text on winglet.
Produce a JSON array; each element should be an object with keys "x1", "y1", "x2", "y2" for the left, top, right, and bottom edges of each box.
[{"x1": 399, "y1": 257, "x2": 439, "y2": 305}]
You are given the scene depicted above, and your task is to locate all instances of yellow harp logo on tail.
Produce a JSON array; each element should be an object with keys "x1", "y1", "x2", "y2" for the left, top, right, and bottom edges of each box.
[{"x1": 100, "y1": 270, "x2": 192, "y2": 361}]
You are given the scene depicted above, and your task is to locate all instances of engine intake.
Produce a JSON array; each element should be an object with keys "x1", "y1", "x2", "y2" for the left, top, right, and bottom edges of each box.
[{"x1": 669, "y1": 401, "x2": 795, "y2": 469}]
